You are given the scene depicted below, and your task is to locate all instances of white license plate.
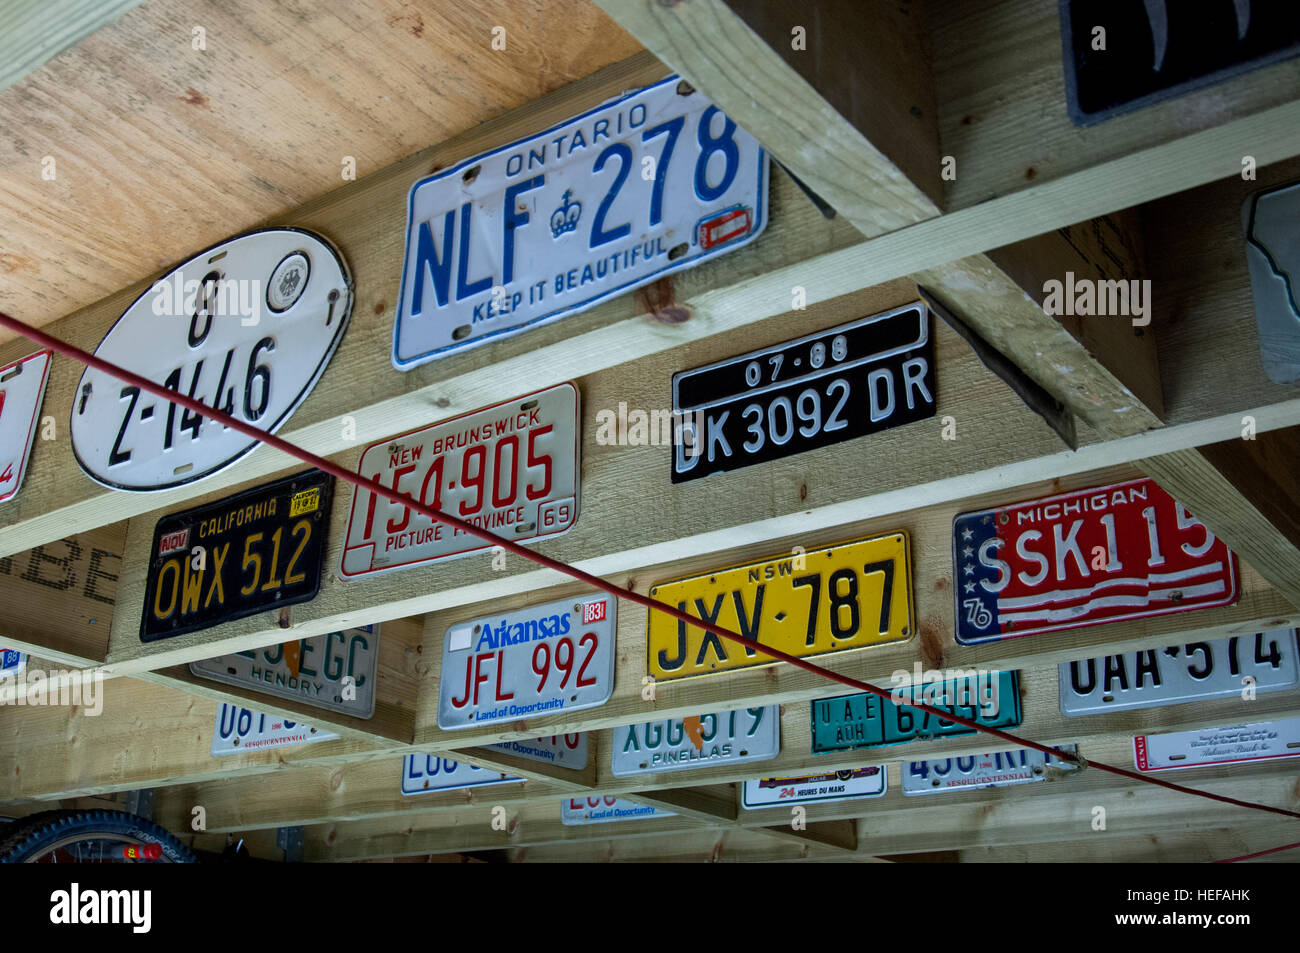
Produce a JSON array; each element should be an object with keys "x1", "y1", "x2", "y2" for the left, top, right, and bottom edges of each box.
[
  {"x1": 1134, "y1": 718, "x2": 1300, "y2": 771},
  {"x1": 489, "y1": 732, "x2": 588, "y2": 770},
  {"x1": 903, "y1": 745, "x2": 1079, "y2": 796},
  {"x1": 437, "y1": 594, "x2": 614, "y2": 729},
  {"x1": 392, "y1": 76, "x2": 768, "y2": 369},
  {"x1": 190, "y1": 625, "x2": 379, "y2": 718},
  {"x1": 560, "y1": 796, "x2": 676, "y2": 826},
  {"x1": 0, "y1": 649, "x2": 25, "y2": 678},
  {"x1": 610, "y1": 705, "x2": 779, "y2": 777},
  {"x1": 742, "y1": 766, "x2": 886, "y2": 809},
  {"x1": 1060, "y1": 629, "x2": 1299, "y2": 716},
  {"x1": 210, "y1": 703, "x2": 337, "y2": 757},
  {"x1": 0, "y1": 350, "x2": 52, "y2": 504},
  {"x1": 339, "y1": 383, "x2": 579, "y2": 578},
  {"x1": 400, "y1": 735, "x2": 587, "y2": 795}
]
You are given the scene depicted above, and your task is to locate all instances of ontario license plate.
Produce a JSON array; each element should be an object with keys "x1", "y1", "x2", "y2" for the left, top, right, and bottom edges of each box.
[
  {"x1": 561, "y1": 796, "x2": 675, "y2": 826},
  {"x1": 392, "y1": 76, "x2": 767, "y2": 369},
  {"x1": 954, "y1": 478, "x2": 1239, "y2": 646},
  {"x1": 671, "y1": 303, "x2": 935, "y2": 481},
  {"x1": 0, "y1": 349, "x2": 52, "y2": 504},
  {"x1": 1060, "y1": 629, "x2": 1299, "y2": 716},
  {"x1": 610, "y1": 705, "x2": 779, "y2": 777},
  {"x1": 1134, "y1": 718, "x2": 1300, "y2": 772},
  {"x1": 903, "y1": 745, "x2": 1078, "y2": 796},
  {"x1": 647, "y1": 532, "x2": 913, "y2": 683},
  {"x1": 811, "y1": 671, "x2": 1022, "y2": 754},
  {"x1": 190, "y1": 625, "x2": 379, "y2": 718},
  {"x1": 742, "y1": 766, "x2": 886, "y2": 809},
  {"x1": 141, "y1": 469, "x2": 333, "y2": 642},
  {"x1": 210, "y1": 703, "x2": 337, "y2": 757},
  {"x1": 339, "y1": 383, "x2": 579, "y2": 578}
]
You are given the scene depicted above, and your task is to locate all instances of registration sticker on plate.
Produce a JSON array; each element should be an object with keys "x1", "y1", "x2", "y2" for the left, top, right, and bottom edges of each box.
[
  {"x1": 437, "y1": 593, "x2": 614, "y2": 729},
  {"x1": 561, "y1": 796, "x2": 676, "y2": 826},
  {"x1": 671, "y1": 303, "x2": 935, "y2": 482},
  {"x1": 392, "y1": 76, "x2": 767, "y2": 369},
  {"x1": 1134, "y1": 718, "x2": 1300, "y2": 772},
  {"x1": 1060, "y1": 629, "x2": 1299, "y2": 717},
  {"x1": 400, "y1": 755, "x2": 517, "y2": 795},
  {"x1": 0, "y1": 349, "x2": 52, "y2": 504},
  {"x1": 190, "y1": 625, "x2": 379, "y2": 718},
  {"x1": 210, "y1": 703, "x2": 337, "y2": 757},
  {"x1": 954, "y1": 477, "x2": 1239, "y2": 645},
  {"x1": 339, "y1": 383, "x2": 579, "y2": 579},
  {"x1": 611, "y1": 705, "x2": 779, "y2": 777},
  {"x1": 903, "y1": 745, "x2": 1078, "y2": 796},
  {"x1": 647, "y1": 532, "x2": 913, "y2": 682},
  {"x1": 141, "y1": 469, "x2": 334, "y2": 642},
  {"x1": 742, "y1": 766, "x2": 886, "y2": 809}
]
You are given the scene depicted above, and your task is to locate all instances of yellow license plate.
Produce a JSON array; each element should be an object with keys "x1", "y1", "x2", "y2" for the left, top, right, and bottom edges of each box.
[{"x1": 647, "y1": 531, "x2": 913, "y2": 682}]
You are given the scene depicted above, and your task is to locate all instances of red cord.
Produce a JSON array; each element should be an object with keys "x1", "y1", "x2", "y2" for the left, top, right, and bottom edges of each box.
[{"x1": 1216, "y1": 840, "x2": 1300, "y2": 863}]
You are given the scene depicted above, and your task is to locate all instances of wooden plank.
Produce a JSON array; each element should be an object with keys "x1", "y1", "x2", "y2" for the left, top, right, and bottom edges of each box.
[
  {"x1": 507, "y1": 828, "x2": 864, "y2": 863},
  {"x1": 0, "y1": 0, "x2": 141, "y2": 93},
  {"x1": 957, "y1": 824, "x2": 1300, "y2": 864}
]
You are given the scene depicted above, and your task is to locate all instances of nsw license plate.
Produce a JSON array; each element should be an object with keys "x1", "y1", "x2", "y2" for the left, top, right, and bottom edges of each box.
[
  {"x1": 141, "y1": 469, "x2": 334, "y2": 642},
  {"x1": 210, "y1": 703, "x2": 337, "y2": 757},
  {"x1": 339, "y1": 383, "x2": 579, "y2": 578},
  {"x1": 611, "y1": 705, "x2": 779, "y2": 777},
  {"x1": 1060, "y1": 629, "x2": 1299, "y2": 716},
  {"x1": 954, "y1": 478, "x2": 1239, "y2": 646},
  {"x1": 190, "y1": 625, "x2": 379, "y2": 718},
  {"x1": 742, "y1": 766, "x2": 885, "y2": 809},
  {"x1": 671, "y1": 303, "x2": 935, "y2": 481},
  {"x1": 561, "y1": 796, "x2": 676, "y2": 826},
  {"x1": 1134, "y1": 718, "x2": 1300, "y2": 772},
  {"x1": 811, "y1": 671, "x2": 1022, "y2": 753},
  {"x1": 903, "y1": 745, "x2": 1077, "y2": 796},
  {"x1": 437, "y1": 594, "x2": 615, "y2": 729},
  {"x1": 647, "y1": 532, "x2": 913, "y2": 683},
  {"x1": 392, "y1": 76, "x2": 767, "y2": 369}
]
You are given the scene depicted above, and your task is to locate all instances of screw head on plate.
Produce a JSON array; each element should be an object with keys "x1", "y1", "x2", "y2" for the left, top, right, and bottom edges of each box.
[{"x1": 268, "y1": 252, "x2": 310, "y2": 312}]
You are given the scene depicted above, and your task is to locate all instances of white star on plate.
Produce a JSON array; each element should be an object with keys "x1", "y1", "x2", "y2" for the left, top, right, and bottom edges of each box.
[
  {"x1": 964, "y1": 581, "x2": 976, "y2": 594},
  {"x1": 961, "y1": 546, "x2": 973, "y2": 558},
  {"x1": 961, "y1": 528, "x2": 973, "y2": 541},
  {"x1": 963, "y1": 564, "x2": 974, "y2": 576}
]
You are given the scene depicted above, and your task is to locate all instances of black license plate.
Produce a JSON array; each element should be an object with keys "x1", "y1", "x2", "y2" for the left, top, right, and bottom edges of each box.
[
  {"x1": 141, "y1": 469, "x2": 334, "y2": 642},
  {"x1": 670, "y1": 302, "x2": 935, "y2": 482}
]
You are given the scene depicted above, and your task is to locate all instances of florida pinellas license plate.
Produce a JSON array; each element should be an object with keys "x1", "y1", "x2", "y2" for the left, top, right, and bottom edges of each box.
[{"x1": 140, "y1": 469, "x2": 334, "y2": 642}]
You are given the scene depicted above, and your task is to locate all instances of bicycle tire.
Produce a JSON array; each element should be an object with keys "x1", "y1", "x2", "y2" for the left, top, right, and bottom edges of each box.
[{"x1": 0, "y1": 809, "x2": 196, "y2": 863}]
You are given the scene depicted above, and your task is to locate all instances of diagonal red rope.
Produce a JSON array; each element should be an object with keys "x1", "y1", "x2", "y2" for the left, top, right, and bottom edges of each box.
[
  {"x1": 3, "y1": 309, "x2": 1298, "y2": 834},
  {"x1": 1216, "y1": 840, "x2": 1300, "y2": 863}
]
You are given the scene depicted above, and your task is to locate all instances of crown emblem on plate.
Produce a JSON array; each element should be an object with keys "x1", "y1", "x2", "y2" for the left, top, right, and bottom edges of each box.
[{"x1": 550, "y1": 189, "x2": 582, "y2": 238}]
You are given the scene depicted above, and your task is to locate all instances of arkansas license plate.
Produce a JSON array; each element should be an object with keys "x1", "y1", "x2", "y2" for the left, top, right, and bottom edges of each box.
[
  {"x1": 1134, "y1": 718, "x2": 1300, "y2": 772},
  {"x1": 671, "y1": 303, "x2": 935, "y2": 482},
  {"x1": 811, "y1": 671, "x2": 1022, "y2": 754},
  {"x1": 190, "y1": 625, "x2": 379, "y2": 718},
  {"x1": 647, "y1": 532, "x2": 913, "y2": 683},
  {"x1": 0, "y1": 349, "x2": 52, "y2": 504},
  {"x1": 141, "y1": 469, "x2": 334, "y2": 642},
  {"x1": 742, "y1": 766, "x2": 886, "y2": 809},
  {"x1": 210, "y1": 703, "x2": 337, "y2": 757},
  {"x1": 903, "y1": 745, "x2": 1077, "y2": 796},
  {"x1": 392, "y1": 76, "x2": 767, "y2": 369},
  {"x1": 1060, "y1": 629, "x2": 1299, "y2": 717},
  {"x1": 437, "y1": 594, "x2": 615, "y2": 729},
  {"x1": 339, "y1": 383, "x2": 579, "y2": 578},
  {"x1": 611, "y1": 705, "x2": 779, "y2": 777},
  {"x1": 490, "y1": 732, "x2": 588, "y2": 770},
  {"x1": 561, "y1": 796, "x2": 676, "y2": 826},
  {"x1": 954, "y1": 478, "x2": 1239, "y2": 646}
]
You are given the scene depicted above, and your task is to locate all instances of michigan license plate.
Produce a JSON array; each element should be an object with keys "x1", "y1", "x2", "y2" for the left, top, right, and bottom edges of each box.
[
  {"x1": 742, "y1": 766, "x2": 886, "y2": 809},
  {"x1": 647, "y1": 532, "x2": 913, "y2": 683},
  {"x1": 561, "y1": 796, "x2": 676, "y2": 826},
  {"x1": 611, "y1": 705, "x2": 779, "y2": 777},
  {"x1": 210, "y1": 703, "x2": 337, "y2": 757},
  {"x1": 1135, "y1": 718, "x2": 1300, "y2": 772},
  {"x1": 903, "y1": 745, "x2": 1078, "y2": 796},
  {"x1": 141, "y1": 469, "x2": 333, "y2": 642}
]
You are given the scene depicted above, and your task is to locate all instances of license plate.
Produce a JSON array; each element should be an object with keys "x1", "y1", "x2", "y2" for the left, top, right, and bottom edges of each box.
[
  {"x1": 190, "y1": 624, "x2": 379, "y2": 718},
  {"x1": 561, "y1": 796, "x2": 676, "y2": 826},
  {"x1": 210, "y1": 703, "x2": 337, "y2": 757},
  {"x1": 392, "y1": 76, "x2": 767, "y2": 369},
  {"x1": 141, "y1": 469, "x2": 334, "y2": 642},
  {"x1": 903, "y1": 745, "x2": 1078, "y2": 796},
  {"x1": 610, "y1": 705, "x2": 779, "y2": 777},
  {"x1": 671, "y1": 303, "x2": 935, "y2": 482},
  {"x1": 0, "y1": 349, "x2": 52, "y2": 504},
  {"x1": 954, "y1": 477, "x2": 1240, "y2": 646},
  {"x1": 1060, "y1": 629, "x2": 1300, "y2": 717},
  {"x1": 1134, "y1": 718, "x2": 1300, "y2": 772},
  {"x1": 811, "y1": 671, "x2": 1022, "y2": 753},
  {"x1": 742, "y1": 766, "x2": 886, "y2": 809},
  {"x1": 0, "y1": 649, "x2": 25, "y2": 678},
  {"x1": 400, "y1": 755, "x2": 517, "y2": 795},
  {"x1": 1244, "y1": 180, "x2": 1300, "y2": 384},
  {"x1": 339, "y1": 383, "x2": 579, "y2": 578},
  {"x1": 489, "y1": 732, "x2": 588, "y2": 770},
  {"x1": 647, "y1": 532, "x2": 913, "y2": 683}
]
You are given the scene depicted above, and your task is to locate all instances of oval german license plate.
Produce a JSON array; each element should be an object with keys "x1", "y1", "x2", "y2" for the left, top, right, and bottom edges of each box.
[{"x1": 610, "y1": 705, "x2": 779, "y2": 777}]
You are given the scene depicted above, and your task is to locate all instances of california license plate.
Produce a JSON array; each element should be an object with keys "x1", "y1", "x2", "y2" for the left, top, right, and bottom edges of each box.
[
  {"x1": 339, "y1": 383, "x2": 579, "y2": 578},
  {"x1": 1134, "y1": 718, "x2": 1300, "y2": 772},
  {"x1": 437, "y1": 593, "x2": 614, "y2": 729},
  {"x1": 561, "y1": 796, "x2": 676, "y2": 826},
  {"x1": 190, "y1": 625, "x2": 379, "y2": 718},
  {"x1": 210, "y1": 703, "x2": 337, "y2": 757},
  {"x1": 392, "y1": 76, "x2": 767, "y2": 369},
  {"x1": 742, "y1": 766, "x2": 886, "y2": 809},
  {"x1": 141, "y1": 469, "x2": 333, "y2": 642},
  {"x1": 1060, "y1": 629, "x2": 1299, "y2": 716},
  {"x1": 903, "y1": 745, "x2": 1078, "y2": 796},
  {"x1": 811, "y1": 671, "x2": 1022, "y2": 753},
  {"x1": 610, "y1": 705, "x2": 779, "y2": 777},
  {"x1": 671, "y1": 303, "x2": 935, "y2": 481},
  {"x1": 647, "y1": 532, "x2": 913, "y2": 683},
  {"x1": 0, "y1": 349, "x2": 52, "y2": 504},
  {"x1": 954, "y1": 478, "x2": 1239, "y2": 645}
]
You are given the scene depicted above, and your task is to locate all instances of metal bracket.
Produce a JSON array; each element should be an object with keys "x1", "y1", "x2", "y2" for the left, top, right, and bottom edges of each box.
[
  {"x1": 277, "y1": 825, "x2": 305, "y2": 863},
  {"x1": 125, "y1": 788, "x2": 155, "y2": 821}
]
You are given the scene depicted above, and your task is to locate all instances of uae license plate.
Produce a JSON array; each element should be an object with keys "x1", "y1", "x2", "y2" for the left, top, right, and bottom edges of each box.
[
  {"x1": 1060, "y1": 629, "x2": 1300, "y2": 717},
  {"x1": 210, "y1": 703, "x2": 337, "y2": 757},
  {"x1": 190, "y1": 625, "x2": 379, "y2": 718},
  {"x1": 742, "y1": 766, "x2": 886, "y2": 809},
  {"x1": 561, "y1": 796, "x2": 676, "y2": 826},
  {"x1": 0, "y1": 349, "x2": 52, "y2": 504},
  {"x1": 954, "y1": 477, "x2": 1240, "y2": 646},
  {"x1": 610, "y1": 705, "x2": 779, "y2": 777},
  {"x1": 438, "y1": 593, "x2": 615, "y2": 729},
  {"x1": 902, "y1": 745, "x2": 1078, "y2": 796},
  {"x1": 647, "y1": 532, "x2": 913, "y2": 683},
  {"x1": 811, "y1": 671, "x2": 1022, "y2": 754},
  {"x1": 140, "y1": 469, "x2": 334, "y2": 642},
  {"x1": 671, "y1": 303, "x2": 935, "y2": 481},
  {"x1": 1134, "y1": 718, "x2": 1300, "y2": 772},
  {"x1": 339, "y1": 383, "x2": 579, "y2": 578},
  {"x1": 392, "y1": 76, "x2": 767, "y2": 369}
]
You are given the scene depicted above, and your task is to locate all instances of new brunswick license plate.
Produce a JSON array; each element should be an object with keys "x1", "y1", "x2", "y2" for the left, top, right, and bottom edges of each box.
[
  {"x1": 647, "y1": 532, "x2": 913, "y2": 683},
  {"x1": 210, "y1": 703, "x2": 337, "y2": 757},
  {"x1": 953, "y1": 478, "x2": 1240, "y2": 646},
  {"x1": 1134, "y1": 718, "x2": 1300, "y2": 772},
  {"x1": 561, "y1": 796, "x2": 675, "y2": 826},
  {"x1": 611, "y1": 705, "x2": 779, "y2": 777},
  {"x1": 141, "y1": 469, "x2": 333, "y2": 642},
  {"x1": 742, "y1": 766, "x2": 886, "y2": 809},
  {"x1": 672, "y1": 303, "x2": 935, "y2": 481},
  {"x1": 902, "y1": 745, "x2": 1077, "y2": 796},
  {"x1": 339, "y1": 383, "x2": 579, "y2": 578},
  {"x1": 811, "y1": 671, "x2": 1022, "y2": 753}
]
